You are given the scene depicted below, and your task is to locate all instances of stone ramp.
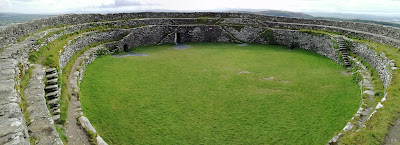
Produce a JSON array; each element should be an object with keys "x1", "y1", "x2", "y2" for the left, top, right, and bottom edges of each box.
[
  {"x1": 0, "y1": 59, "x2": 30, "y2": 145},
  {"x1": 25, "y1": 64, "x2": 63, "y2": 145},
  {"x1": 65, "y1": 56, "x2": 90, "y2": 145}
]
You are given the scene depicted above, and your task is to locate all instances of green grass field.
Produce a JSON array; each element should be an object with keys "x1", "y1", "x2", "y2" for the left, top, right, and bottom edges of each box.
[{"x1": 80, "y1": 43, "x2": 360, "y2": 144}]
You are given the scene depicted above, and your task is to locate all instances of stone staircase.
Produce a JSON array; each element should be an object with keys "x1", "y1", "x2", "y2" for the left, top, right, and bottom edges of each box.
[
  {"x1": 338, "y1": 37, "x2": 350, "y2": 67},
  {"x1": 45, "y1": 68, "x2": 61, "y2": 123},
  {"x1": 25, "y1": 65, "x2": 63, "y2": 144},
  {"x1": 0, "y1": 28, "x2": 63, "y2": 145}
]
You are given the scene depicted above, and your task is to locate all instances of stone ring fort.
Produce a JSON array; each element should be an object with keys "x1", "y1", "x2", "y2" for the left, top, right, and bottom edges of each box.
[{"x1": 0, "y1": 12, "x2": 399, "y2": 144}]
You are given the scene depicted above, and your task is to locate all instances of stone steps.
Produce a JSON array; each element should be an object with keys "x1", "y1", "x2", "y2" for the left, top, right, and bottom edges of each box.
[
  {"x1": 337, "y1": 37, "x2": 351, "y2": 67},
  {"x1": 45, "y1": 91, "x2": 59, "y2": 99},
  {"x1": 53, "y1": 108, "x2": 61, "y2": 115},
  {"x1": 45, "y1": 85, "x2": 58, "y2": 92},
  {"x1": 46, "y1": 73, "x2": 58, "y2": 80},
  {"x1": 24, "y1": 65, "x2": 63, "y2": 145},
  {"x1": 46, "y1": 68, "x2": 57, "y2": 74},
  {"x1": 44, "y1": 68, "x2": 61, "y2": 123},
  {"x1": 0, "y1": 27, "x2": 65, "y2": 145},
  {"x1": 48, "y1": 98, "x2": 60, "y2": 108},
  {"x1": 47, "y1": 78, "x2": 58, "y2": 85}
]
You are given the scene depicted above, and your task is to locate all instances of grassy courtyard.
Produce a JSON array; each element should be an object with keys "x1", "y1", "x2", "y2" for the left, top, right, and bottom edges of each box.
[{"x1": 80, "y1": 43, "x2": 360, "y2": 144}]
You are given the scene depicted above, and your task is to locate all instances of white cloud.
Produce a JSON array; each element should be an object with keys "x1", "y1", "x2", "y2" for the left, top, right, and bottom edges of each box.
[
  {"x1": 0, "y1": 0, "x2": 11, "y2": 12},
  {"x1": 115, "y1": 0, "x2": 142, "y2": 7}
]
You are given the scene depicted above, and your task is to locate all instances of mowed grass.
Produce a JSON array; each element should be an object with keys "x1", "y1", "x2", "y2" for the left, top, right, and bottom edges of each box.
[{"x1": 80, "y1": 43, "x2": 360, "y2": 145}]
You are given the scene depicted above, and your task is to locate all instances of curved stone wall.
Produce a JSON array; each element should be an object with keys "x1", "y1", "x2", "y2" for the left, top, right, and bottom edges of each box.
[
  {"x1": 1, "y1": 12, "x2": 399, "y2": 49},
  {"x1": 349, "y1": 41, "x2": 394, "y2": 87},
  {"x1": 59, "y1": 30, "x2": 128, "y2": 69}
]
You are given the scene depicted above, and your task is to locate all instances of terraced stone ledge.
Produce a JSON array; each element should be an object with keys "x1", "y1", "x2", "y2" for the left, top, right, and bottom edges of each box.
[
  {"x1": 328, "y1": 56, "x2": 377, "y2": 144},
  {"x1": 0, "y1": 59, "x2": 29, "y2": 145},
  {"x1": 69, "y1": 45, "x2": 110, "y2": 145}
]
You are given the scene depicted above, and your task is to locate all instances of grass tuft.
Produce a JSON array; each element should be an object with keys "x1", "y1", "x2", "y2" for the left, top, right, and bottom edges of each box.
[
  {"x1": 19, "y1": 65, "x2": 37, "y2": 143},
  {"x1": 20, "y1": 65, "x2": 35, "y2": 124},
  {"x1": 55, "y1": 125, "x2": 68, "y2": 143}
]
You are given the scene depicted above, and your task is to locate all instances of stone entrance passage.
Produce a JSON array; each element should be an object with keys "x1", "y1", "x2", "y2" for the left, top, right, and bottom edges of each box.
[
  {"x1": 175, "y1": 33, "x2": 181, "y2": 45},
  {"x1": 123, "y1": 44, "x2": 129, "y2": 52}
]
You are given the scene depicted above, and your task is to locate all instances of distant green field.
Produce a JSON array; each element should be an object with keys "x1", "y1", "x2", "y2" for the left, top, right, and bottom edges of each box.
[
  {"x1": 0, "y1": 13, "x2": 52, "y2": 26},
  {"x1": 80, "y1": 43, "x2": 360, "y2": 144}
]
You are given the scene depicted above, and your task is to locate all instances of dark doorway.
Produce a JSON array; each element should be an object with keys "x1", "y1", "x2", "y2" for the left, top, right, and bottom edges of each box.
[
  {"x1": 123, "y1": 44, "x2": 129, "y2": 52},
  {"x1": 175, "y1": 33, "x2": 181, "y2": 45}
]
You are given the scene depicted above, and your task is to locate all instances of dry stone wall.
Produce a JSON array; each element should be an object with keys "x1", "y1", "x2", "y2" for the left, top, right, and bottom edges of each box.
[
  {"x1": 114, "y1": 25, "x2": 232, "y2": 51},
  {"x1": 272, "y1": 29, "x2": 339, "y2": 63},
  {"x1": 1, "y1": 12, "x2": 399, "y2": 49},
  {"x1": 223, "y1": 25, "x2": 264, "y2": 42},
  {"x1": 0, "y1": 59, "x2": 30, "y2": 145},
  {"x1": 111, "y1": 24, "x2": 360, "y2": 67},
  {"x1": 0, "y1": 28, "x2": 60, "y2": 145},
  {"x1": 349, "y1": 41, "x2": 394, "y2": 87},
  {"x1": 59, "y1": 30, "x2": 128, "y2": 69}
]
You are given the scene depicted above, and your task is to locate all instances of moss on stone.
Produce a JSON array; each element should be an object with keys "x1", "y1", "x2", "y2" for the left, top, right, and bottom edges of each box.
[
  {"x1": 230, "y1": 25, "x2": 245, "y2": 31},
  {"x1": 18, "y1": 24, "x2": 68, "y2": 43},
  {"x1": 19, "y1": 65, "x2": 35, "y2": 126},
  {"x1": 258, "y1": 29, "x2": 277, "y2": 45},
  {"x1": 300, "y1": 29, "x2": 327, "y2": 37},
  {"x1": 83, "y1": 127, "x2": 97, "y2": 145}
]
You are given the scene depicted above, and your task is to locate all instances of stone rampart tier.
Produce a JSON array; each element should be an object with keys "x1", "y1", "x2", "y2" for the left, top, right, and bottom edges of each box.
[{"x1": 0, "y1": 12, "x2": 399, "y2": 49}]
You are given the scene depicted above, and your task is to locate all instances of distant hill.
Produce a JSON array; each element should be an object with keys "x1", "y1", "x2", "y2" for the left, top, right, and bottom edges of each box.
[
  {"x1": 231, "y1": 10, "x2": 313, "y2": 19},
  {"x1": 0, "y1": 11, "x2": 399, "y2": 28},
  {"x1": 233, "y1": 10, "x2": 400, "y2": 28},
  {"x1": 305, "y1": 12, "x2": 400, "y2": 22},
  {"x1": 0, "y1": 13, "x2": 52, "y2": 26},
  {"x1": 313, "y1": 17, "x2": 400, "y2": 28},
  {"x1": 250, "y1": 10, "x2": 314, "y2": 19}
]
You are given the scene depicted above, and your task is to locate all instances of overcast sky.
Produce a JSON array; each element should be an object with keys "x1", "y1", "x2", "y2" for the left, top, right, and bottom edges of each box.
[{"x1": 0, "y1": 0, "x2": 400, "y2": 16}]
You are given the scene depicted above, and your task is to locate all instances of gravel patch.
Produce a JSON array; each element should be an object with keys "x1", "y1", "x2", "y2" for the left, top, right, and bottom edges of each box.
[
  {"x1": 173, "y1": 44, "x2": 190, "y2": 50},
  {"x1": 112, "y1": 52, "x2": 148, "y2": 57}
]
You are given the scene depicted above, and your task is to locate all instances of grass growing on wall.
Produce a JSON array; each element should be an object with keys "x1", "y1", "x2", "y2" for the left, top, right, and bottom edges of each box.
[
  {"x1": 80, "y1": 43, "x2": 360, "y2": 145},
  {"x1": 28, "y1": 26, "x2": 107, "y2": 67},
  {"x1": 299, "y1": 29, "x2": 362, "y2": 40},
  {"x1": 19, "y1": 65, "x2": 35, "y2": 125},
  {"x1": 258, "y1": 29, "x2": 278, "y2": 44},
  {"x1": 25, "y1": 24, "x2": 134, "y2": 142},
  {"x1": 292, "y1": 29, "x2": 400, "y2": 144},
  {"x1": 351, "y1": 54, "x2": 385, "y2": 102},
  {"x1": 300, "y1": 29, "x2": 327, "y2": 37},
  {"x1": 339, "y1": 40, "x2": 400, "y2": 144},
  {"x1": 17, "y1": 24, "x2": 68, "y2": 43},
  {"x1": 28, "y1": 25, "x2": 145, "y2": 68},
  {"x1": 18, "y1": 65, "x2": 37, "y2": 144},
  {"x1": 59, "y1": 35, "x2": 127, "y2": 125},
  {"x1": 45, "y1": 28, "x2": 67, "y2": 39},
  {"x1": 55, "y1": 125, "x2": 68, "y2": 143}
]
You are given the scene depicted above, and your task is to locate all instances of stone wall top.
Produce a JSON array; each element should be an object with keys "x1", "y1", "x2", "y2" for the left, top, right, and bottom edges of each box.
[{"x1": 0, "y1": 12, "x2": 399, "y2": 49}]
